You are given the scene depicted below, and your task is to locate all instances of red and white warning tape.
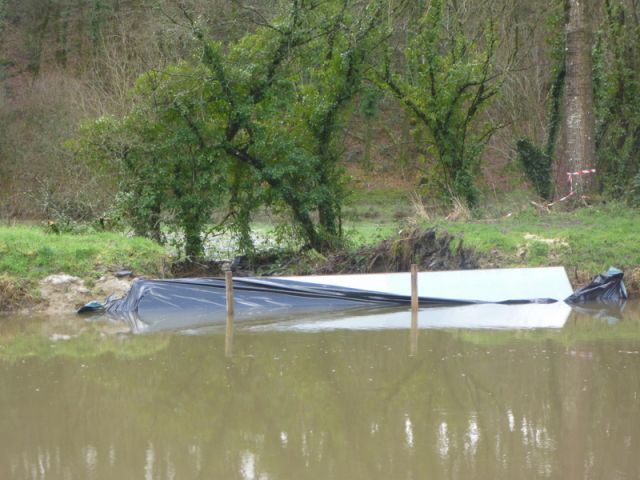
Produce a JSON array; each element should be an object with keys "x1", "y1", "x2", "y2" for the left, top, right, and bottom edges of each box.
[
  {"x1": 567, "y1": 169, "x2": 597, "y2": 176},
  {"x1": 540, "y1": 168, "x2": 596, "y2": 208}
]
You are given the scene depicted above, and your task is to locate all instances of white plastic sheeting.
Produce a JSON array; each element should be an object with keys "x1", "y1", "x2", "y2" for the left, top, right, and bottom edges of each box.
[
  {"x1": 282, "y1": 266, "x2": 574, "y2": 303},
  {"x1": 247, "y1": 301, "x2": 572, "y2": 332}
]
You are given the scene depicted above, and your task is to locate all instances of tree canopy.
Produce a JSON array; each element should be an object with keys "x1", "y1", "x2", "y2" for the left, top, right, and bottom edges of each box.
[{"x1": 76, "y1": 0, "x2": 389, "y2": 257}]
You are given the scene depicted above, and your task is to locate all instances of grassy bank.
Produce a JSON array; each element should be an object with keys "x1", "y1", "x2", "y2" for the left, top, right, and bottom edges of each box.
[
  {"x1": 1, "y1": 198, "x2": 639, "y2": 312},
  {"x1": 341, "y1": 187, "x2": 640, "y2": 291},
  {"x1": 429, "y1": 203, "x2": 640, "y2": 291},
  {"x1": 0, "y1": 225, "x2": 168, "y2": 310}
]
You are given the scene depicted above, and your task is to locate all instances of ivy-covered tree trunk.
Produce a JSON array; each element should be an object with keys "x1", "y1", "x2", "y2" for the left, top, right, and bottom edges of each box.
[
  {"x1": 564, "y1": 0, "x2": 596, "y2": 195},
  {"x1": 183, "y1": 218, "x2": 204, "y2": 260}
]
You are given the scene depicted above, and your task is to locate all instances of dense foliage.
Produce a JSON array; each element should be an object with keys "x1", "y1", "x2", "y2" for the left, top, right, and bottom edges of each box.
[
  {"x1": 76, "y1": 1, "x2": 387, "y2": 257},
  {"x1": 594, "y1": 0, "x2": 640, "y2": 199},
  {"x1": 2, "y1": 0, "x2": 640, "y2": 258},
  {"x1": 516, "y1": 138, "x2": 553, "y2": 200},
  {"x1": 383, "y1": 0, "x2": 502, "y2": 207}
]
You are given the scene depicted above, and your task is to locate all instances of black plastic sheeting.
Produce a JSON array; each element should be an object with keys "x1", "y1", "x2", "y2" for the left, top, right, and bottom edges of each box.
[
  {"x1": 102, "y1": 277, "x2": 504, "y2": 319},
  {"x1": 81, "y1": 268, "x2": 628, "y2": 332},
  {"x1": 94, "y1": 276, "x2": 559, "y2": 331},
  {"x1": 565, "y1": 267, "x2": 628, "y2": 304}
]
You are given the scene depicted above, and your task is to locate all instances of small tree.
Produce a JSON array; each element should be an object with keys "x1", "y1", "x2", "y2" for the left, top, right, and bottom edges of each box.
[
  {"x1": 164, "y1": 0, "x2": 386, "y2": 251},
  {"x1": 74, "y1": 63, "x2": 228, "y2": 259},
  {"x1": 290, "y1": 0, "x2": 387, "y2": 246},
  {"x1": 383, "y1": 0, "x2": 502, "y2": 207}
]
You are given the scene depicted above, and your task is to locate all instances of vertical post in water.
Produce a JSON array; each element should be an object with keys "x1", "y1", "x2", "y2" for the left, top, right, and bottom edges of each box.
[
  {"x1": 225, "y1": 270, "x2": 234, "y2": 317},
  {"x1": 410, "y1": 264, "x2": 419, "y2": 356},
  {"x1": 225, "y1": 270, "x2": 234, "y2": 357},
  {"x1": 411, "y1": 264, "x2": 419, "y2": 314}
]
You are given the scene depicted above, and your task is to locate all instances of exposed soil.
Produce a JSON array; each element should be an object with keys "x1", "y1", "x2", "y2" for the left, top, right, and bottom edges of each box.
[
  {"x1": 37, "y1": 274, "x2": 134, "y2": 315},
  {"x1": 318, "y1": 227, "x2": 479, "y2": 274},
  {"x1": 0, "y1": 275, "x2": 34, "y2": 311}
]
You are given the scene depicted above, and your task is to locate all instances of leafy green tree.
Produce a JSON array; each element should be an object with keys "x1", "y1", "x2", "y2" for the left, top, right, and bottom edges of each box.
[
  {"x1": 289, "y1": 0, "x2": 387, "y2": 245},
  {"x1": 383, "y1": 0, "x2": 502, "y2": 207},
  {"x1": 74, "y1": 63, "x2": 229, "y2": 258},
  {"x1": 75, "y1": 0, "x2": 387, "y2": 256},
  {"x1": 175, "y1": 0, "x2": 347, "y2": 252}
]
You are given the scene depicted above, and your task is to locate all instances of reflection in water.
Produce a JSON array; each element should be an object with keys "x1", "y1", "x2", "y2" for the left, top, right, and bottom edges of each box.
[
  {"x1": 1, "y1": 303, "x2": 640, "y2": 479},
  {"x1": 225, "y1": 313, "x2": 234, "y2": 358}
]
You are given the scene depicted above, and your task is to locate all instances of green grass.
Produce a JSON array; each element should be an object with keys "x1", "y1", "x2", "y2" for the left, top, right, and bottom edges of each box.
[
  {"x1": 341, "y1": 186, "x2": 640, "y2": 290},
  {"x1": 429, "y1": 203, "x2": 640, "y2": 276},
  {"x1": 344, "y1": 187, "x2": 412, "y2": 224},
  {"x1": 0, "y1": 225, "x2": 168, "y2": 282}
]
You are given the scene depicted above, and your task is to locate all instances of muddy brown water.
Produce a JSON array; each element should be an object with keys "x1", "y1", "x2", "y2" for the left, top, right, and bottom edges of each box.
[{"x1": 1, "y1": 301, "x2": 640, "y2": 479}]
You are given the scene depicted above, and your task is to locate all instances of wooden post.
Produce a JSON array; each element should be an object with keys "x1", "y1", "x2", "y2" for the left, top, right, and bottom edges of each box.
[
  {"x1": 410, "y1": 264, "x2": 419, "y2": 356},
  {"x1": 225, "y1": 270, "x2": 234, "y2": 357},
  {"x1": 410, "y1": 264, "x2": 418, "y2": 314},
  {"x1": 225, "y1": 313, "x2": 234, "y2": 358},
  {"x1": 225, "y1": 270, "x2": 234, "y2": 316}
]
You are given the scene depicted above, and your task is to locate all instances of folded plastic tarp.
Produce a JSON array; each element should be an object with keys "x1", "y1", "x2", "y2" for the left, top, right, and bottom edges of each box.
[
  {"x1": 565, "y1": 267, "x2": 628, "y2": 304},
  {"x1": 82, "y1": 266, "x2": 627, "y2": 333}
]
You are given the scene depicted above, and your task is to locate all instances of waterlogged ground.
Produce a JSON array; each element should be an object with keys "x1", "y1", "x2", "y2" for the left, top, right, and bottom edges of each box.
[{"x1": 1, "y1": 302, "x2": 640, "y2": 480}]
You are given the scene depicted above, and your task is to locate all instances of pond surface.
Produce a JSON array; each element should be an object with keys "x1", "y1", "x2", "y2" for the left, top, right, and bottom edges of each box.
[{"x1": 1, "y1": 301, "x2": 640, "y2": 480}]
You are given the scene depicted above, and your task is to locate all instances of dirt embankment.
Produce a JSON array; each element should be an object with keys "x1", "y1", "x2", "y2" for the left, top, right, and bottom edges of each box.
[
  {"x1": 40, "y1": 274, "x2": 134, "y2": 315},
  {"x1": 319, "y1": 228, "x2": 479, "y2": 274}
]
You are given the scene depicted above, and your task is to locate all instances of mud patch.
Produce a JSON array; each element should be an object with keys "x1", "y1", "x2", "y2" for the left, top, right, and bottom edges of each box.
[
  {"x1": 38, "y1": 274, "x2": 133, "y2": 315},
  {"x1": 0, "y1": 274, "x2": 34, "y2": 311}
]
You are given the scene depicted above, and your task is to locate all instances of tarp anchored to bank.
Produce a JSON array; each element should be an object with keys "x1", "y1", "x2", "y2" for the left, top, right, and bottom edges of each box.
[{"x1": 83, "y1": 266, "x2": 626, "y2": 333}]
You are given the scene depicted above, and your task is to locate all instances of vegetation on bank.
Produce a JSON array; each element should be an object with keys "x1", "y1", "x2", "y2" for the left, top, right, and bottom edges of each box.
[
  {"x1": 1, "y1": 197, "x2": 639, "y2": 312},
  {"x1": 435, "y1": 202, "x2": 640, "y2": 290},
  {"x1": 0, "y1": 225, "x2": 168, "y2": 281},
  {"x1": 0, "y1": 225, "x2": 168, "y2": 310},
  {"x1": 4, "y1": 0, "x2": 640, "y2": 261}
]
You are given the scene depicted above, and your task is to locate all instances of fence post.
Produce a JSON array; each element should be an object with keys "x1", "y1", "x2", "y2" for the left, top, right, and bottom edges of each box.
[
  {"x1": 410, "y1": 264, "x2": 419, "y2": 356},
  {"x1": 225, "y1": 270, "x2": 234, "y2": 357}
]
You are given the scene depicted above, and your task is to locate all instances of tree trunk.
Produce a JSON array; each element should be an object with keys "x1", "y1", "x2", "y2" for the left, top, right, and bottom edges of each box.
[
  {"x1": 183, "y1": 221, "x2": 204, "y2": 260},
  {"x1": 564, "y1": 0, "x2": 597, "y2": 196}
]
